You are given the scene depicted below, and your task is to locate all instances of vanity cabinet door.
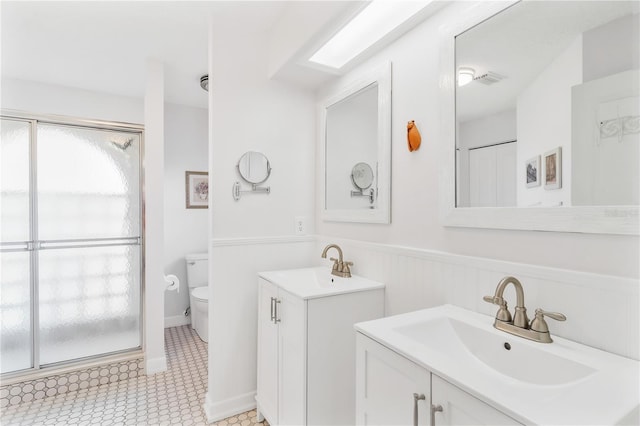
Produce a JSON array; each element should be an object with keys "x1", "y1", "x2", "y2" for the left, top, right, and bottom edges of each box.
[
  {"x1": 256, "y1": 280, "x2": 306, "y2": 426},
  {"x1": 256, "y1": 279, "x2": 279, "y2": 424},
  {"x1": 431, "y1": 375, "x2": 521, "y2": 425},
  {"x1": 277, "y1": 289, "x2": 306, "y2": 426},
  {"x1": 356, "y1": 333, "x2": 431, "y2": 425}
]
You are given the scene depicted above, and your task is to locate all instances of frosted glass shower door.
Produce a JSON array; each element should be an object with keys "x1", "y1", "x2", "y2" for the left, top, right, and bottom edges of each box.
[
  {"x1": 36, "y1": 124, "x2": 141, "y2": 365},
  {"x1": 0, "y1": 118, "x2": 33, "y2": 374}
]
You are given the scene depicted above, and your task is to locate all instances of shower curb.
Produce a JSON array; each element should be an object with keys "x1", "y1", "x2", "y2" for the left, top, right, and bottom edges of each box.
[{"x1": 0, "y1": 357, "x2": 144, "y2": 408}]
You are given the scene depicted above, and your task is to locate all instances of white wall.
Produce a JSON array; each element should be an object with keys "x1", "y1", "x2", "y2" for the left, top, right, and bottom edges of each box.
[
  {"x1": 163, "y1": 103, "x2": 208, "y2": 326},
  {"x1": 143, "y1": 59, "x2": 166, "y2": 374},
  {"x1": 583, "y1": 13, "x2": 640, "y2": 83},
  {"x1": 317, "y1": 3, "x2": 639, "y2": 280},
  {"x1": 458, "y1": 109, "x2": 516, "y2": 150},
  {"x1": 1, "y1": 78, "x2": 143, "y2": 123},
  {"x1": 205, "y1": 28, "x2": 316, "y2": 422},
  {"x1": 516, "y1": 36, "x2": 582, "y2": 208}
]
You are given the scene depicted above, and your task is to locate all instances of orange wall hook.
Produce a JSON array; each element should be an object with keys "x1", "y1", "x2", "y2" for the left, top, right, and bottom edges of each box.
[{"x1": 407, "y1": 120, "x2": 421, "y2": 152}]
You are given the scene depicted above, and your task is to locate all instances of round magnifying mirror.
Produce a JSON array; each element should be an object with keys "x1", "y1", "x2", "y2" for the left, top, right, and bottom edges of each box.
[
  {"x1": 237, "y1": 151, "x2": 271, "y2": 184},
  {"x1": 351, "y1": 162, "x2": 374, "y2": 190}
]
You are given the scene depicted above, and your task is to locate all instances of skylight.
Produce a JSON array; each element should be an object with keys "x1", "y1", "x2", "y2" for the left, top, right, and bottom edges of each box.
[{"x1": 309, "y1": 1, "x2": 433, "y2": 70}]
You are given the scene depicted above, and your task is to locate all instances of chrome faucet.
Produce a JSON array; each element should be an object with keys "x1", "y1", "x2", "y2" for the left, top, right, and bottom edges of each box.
[
  {"x1": 483, "y1": 276, "x2": 566, "y2": 343},
  {"x1": 321, "y1": 244, "x2": 353, "y2": 278}
]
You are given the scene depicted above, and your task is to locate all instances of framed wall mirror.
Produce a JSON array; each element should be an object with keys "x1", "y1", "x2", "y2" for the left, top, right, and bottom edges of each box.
[
  {"x1": 439, "y1": 1, "x2": 639, "y2": 235},
  {"x1": 321, "y1": 62, "x2": 391, "y2": 223}
]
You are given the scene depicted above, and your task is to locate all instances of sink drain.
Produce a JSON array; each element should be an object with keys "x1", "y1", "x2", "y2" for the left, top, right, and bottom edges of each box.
[{"x1": 504, "y1": 342, "x2": 512, "y2": 350}]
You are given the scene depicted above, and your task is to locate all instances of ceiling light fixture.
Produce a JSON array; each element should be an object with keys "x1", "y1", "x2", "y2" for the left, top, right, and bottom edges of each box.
[
  {"x1": 457, "y1": 67, "x2": 475, "y2": 87},
  {"x1": 309, "y1": 1, "x2": 433, "y2": 70},
  {"x1": 200, "y1": 75, "x2": 209, "y2": 92}
]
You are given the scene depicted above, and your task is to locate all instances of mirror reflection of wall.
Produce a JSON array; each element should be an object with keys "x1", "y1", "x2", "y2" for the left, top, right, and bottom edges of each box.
[
  {"x1": 325, "y1": 83, "x2": 378, "y2": 210},
  {"x1": 455, "y1": 1, "x2": 639, "y2": 208},
  {"x1": 237, "y1": 151, "x2": 271, "y2": 184}
]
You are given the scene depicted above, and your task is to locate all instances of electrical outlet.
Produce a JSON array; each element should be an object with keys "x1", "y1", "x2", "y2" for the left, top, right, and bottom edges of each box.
[{"x1": 294, "y1": 216, "x2": 306, "y2": 235}]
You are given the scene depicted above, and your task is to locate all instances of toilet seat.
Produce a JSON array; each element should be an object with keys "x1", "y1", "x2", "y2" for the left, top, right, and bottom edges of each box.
[{"x1": 192, "y1": 287, "x2": 208, "y2": 302}]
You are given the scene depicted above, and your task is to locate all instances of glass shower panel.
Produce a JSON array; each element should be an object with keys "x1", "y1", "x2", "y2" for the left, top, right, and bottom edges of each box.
[
  {"x1": 38, "y1": 245, "x2": 140, "y2": 365},
  {"x1": 0, "y1": 252, "x2": 32, "y2": 373},
  {"x1": 1, "y1": 118, "x2": 33, "y2": 374},
  {"x1": 36, "y1": 125, "x2": 140, "y2": 241},
  {"x1": 1, "y1": 118, "x2": 31, "y2": 242}
]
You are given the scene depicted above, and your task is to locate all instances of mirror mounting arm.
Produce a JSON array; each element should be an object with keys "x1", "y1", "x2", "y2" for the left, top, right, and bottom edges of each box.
[
  {"x1": 232, "y1": 181, "x2": 271, "y2": 201},
  {"x1": 350, "y1": 188, "x2": 375, "y2": 204}
]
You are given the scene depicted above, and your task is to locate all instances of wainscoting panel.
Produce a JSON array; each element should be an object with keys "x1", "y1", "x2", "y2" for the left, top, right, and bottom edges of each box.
[
  {"x1": 205, "y1": 236, "x2": 316, "y2": 422},
  {"x1": 315, "y1": 236, "x2": 639, "y2": 360}
]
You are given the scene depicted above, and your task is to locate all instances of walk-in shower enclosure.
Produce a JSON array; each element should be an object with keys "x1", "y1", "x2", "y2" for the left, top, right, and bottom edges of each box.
[{"x1": 0, "y1": 113, "x2": 143, "y2": 376}]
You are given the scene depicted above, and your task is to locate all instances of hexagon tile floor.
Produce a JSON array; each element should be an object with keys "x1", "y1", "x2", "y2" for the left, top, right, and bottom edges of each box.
[{"x1": 0, "y1": 325, "x2": 267, "y2": 426}]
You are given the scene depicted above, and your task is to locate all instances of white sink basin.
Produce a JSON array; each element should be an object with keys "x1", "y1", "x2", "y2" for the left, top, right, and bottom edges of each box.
[
  {"x1": 355, "y1": 304, "x2": 639, "y2": 425},
  {"x1": 395, "y1": 316, "x2": 595, "y2": 386},
  {"x1": 259, "y1": 267, "x2": 385, "y2": 300}
]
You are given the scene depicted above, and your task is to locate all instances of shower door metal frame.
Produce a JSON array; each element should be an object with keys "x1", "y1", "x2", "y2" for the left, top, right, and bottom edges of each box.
[{"x1": 1, "y1": 110, "x2": 145, "y2": 380}]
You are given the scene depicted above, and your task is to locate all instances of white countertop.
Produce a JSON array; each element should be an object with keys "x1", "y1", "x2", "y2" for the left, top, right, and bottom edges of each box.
[
  {"x1": 258, "y1": 267, "x2": 385, "y2": 300},
  {"x1": 355, "y1": 304, "x2": 640, "y2": 425}
]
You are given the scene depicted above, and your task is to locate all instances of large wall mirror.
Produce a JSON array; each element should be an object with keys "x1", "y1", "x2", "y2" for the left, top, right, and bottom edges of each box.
[
  {"x1": 321, "y1": 62, "x2": 391, "y2": 223},
  {"x1": 440, "y1": 1, "x2": 639, "y2": 235}
]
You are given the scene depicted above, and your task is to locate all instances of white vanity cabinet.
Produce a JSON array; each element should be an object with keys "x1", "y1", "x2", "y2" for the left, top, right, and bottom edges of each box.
[
  {"x1": 431, "y1": 375, "x2": 518, "y2": 425},
  {"x1": 356, "y1": 334, "x2": 521, "y2": 426},
  {"x1": 355, "y1": 333, "x2": 431, "y2": 425},
  {"x1": 256, "y1": 268, "x2": 385, "y2": 426}
]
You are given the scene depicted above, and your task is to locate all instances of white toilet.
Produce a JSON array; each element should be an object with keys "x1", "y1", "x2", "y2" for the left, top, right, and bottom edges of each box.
[{"x1": 185, "y1": 253, "x2": 209, "y2": 343}]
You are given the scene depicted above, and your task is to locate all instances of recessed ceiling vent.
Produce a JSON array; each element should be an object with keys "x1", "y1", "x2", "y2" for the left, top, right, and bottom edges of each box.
[{"x1": 474, "y1": 71, "x2": 505, "y2": 85}]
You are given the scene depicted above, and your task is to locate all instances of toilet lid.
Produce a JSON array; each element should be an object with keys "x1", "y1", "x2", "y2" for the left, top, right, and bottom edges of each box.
[{"x1": 192, "y1": 287, "x2": 208, "y2": 301}]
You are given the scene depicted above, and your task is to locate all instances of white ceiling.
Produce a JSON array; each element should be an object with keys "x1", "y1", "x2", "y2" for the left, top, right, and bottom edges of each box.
[
  {"x1": 1, "y1": 1, "x2": 446, "y2": 109},
  {"x1": 1, "y1": 1, "x2": 290, "y2": 109}
]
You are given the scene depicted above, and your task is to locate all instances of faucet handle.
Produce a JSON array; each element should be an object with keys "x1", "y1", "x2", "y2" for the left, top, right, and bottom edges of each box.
[
  {"x1": 483, "y1": 295, "x2": 506, "y2": 306},
  {"x1": 483, "y1": 295, "x2": 512, "y2": 322},
  {"x1": 530, "y1": 308, "x2": 566, "y2": 333},
  {"x1": 537, "y1": 309, "x2": 566, "y2": 322},
  {"x1": 343, "y1": 261, "x2": 353, "y2": 274},
  {"x1": 329, "y1": 257, "x2": 340, "y2": 270},
  {"x1": 483, "y1": 295, "x2": 498, "y2": 304}
]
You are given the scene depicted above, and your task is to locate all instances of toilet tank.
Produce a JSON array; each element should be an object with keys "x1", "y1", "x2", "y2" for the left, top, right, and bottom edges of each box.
[{"x1": 185, "y1": 253, "x2": 208, "y2": 288}]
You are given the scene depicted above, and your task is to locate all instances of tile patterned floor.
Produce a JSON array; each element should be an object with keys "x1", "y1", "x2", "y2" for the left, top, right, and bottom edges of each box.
[{"x1": 1, "y1": 325, "x2": 266, "y2": 426}]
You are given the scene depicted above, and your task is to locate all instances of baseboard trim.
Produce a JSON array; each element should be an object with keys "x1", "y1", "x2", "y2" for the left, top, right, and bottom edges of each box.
[
  {"x1": 204, "y1": 391, "x2": 257, "y2": 423},
  {"x1": 165, "y1": 314, "x2": 191, "y2": 328},
  {"x1": 144, "y1": 356, "x2": 167, "y2": 375}
]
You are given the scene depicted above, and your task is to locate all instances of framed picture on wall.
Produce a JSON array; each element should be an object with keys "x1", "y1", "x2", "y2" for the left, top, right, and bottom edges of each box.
[
  {"x1": 185, "y1": 171, "x2": 209, "y2": 209},
  {"x1": 525, "y1": 156, "x2": 540, "y2": 188},
  {"x1": 543, "y1": 148, "x2": 562, "y2": 190}
]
